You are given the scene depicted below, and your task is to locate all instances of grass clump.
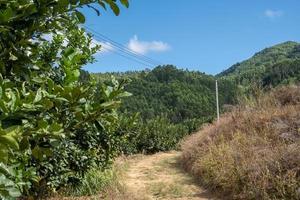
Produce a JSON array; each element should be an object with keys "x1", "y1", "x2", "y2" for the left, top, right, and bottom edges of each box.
[
  {"x1": 180, "y1": 85, "x2": 300, "y2": 200},
  {"x1": 67, "y1": 168, "x2": 116, "y2": 197},
  {"x1": 48, "y1": 157, "x2": 132, "y2": 200}
]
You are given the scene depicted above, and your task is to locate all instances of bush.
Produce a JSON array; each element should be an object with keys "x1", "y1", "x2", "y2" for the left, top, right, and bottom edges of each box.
[
  {"x1": 117, "y1": 114, "x2": 208, "y2": 154},
  {"x1": 0, "y1": 0, "x2": 129, "y2": 198}
]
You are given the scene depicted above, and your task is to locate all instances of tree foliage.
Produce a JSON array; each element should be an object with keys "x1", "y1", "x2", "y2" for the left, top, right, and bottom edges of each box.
[
  {"x1": 0, "y1": 0, "x2": 129, "y2": 198},
  {"x1": 263, "y1": 59, "x2": 300, "y2": 86},
  {"x1": 94, "y1": 65, "x2": 238, "y2": 153},
  {"x1": 218, "y1": 41, "x2": 300, "y2": 86}
]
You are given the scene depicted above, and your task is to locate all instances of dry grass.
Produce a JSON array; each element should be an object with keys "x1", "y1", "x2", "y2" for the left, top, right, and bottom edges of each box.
[{"x1": 180, "y1": 85, "x2": 300, "y2": 200}]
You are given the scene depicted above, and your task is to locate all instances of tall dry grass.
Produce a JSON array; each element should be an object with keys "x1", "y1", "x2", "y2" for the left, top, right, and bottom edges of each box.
[{"x1": 180, "y1": 85, "x2": 300, "y2": 200}]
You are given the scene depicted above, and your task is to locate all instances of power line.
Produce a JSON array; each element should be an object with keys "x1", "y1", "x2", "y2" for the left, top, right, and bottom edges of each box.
[
  {"x1": 84, "y1": 25, "x2": 163, "y2": 65},
  {"x1": 63, "y1": 28, "x2": 159, "y2": 67},
  {"x1": 64, "y1": 35, "x2": 154, "y2": 68},
  {"x1": 91, "y1": 39, "x2": 155, "y2": 67},
  {"x1": 97, "y1": 44, "x2": 154, "y2": 67},
  {"x1": 83, "y1": 25, "x2": 164, "y2": 66}
]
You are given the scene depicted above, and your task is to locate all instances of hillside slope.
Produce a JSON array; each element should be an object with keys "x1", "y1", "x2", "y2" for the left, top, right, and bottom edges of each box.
[
  {"x1": 218, "y1": 41, "x2": 300, "y2": 86},
  {"x1": 180, "y1": 86, "x2": 300, "y2": 200},
  {"x1": 91, "y1": 66, "x2": 238, "y2": 153},
  {"x1": 94, "y1": 65, "x2": 237, "y2": 123},
  {"x1": 120, "y1": 66, "x2": 236, "y2": 123}
]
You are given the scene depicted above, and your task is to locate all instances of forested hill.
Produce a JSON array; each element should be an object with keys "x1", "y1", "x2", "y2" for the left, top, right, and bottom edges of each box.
[
  {"x1": 218, "y1": 41, "x2": 300, "y2": 86},
  {"x1": 94, "y1": 66, "x2": 237, "y2": 124},
  {"x1": 92, "y1": 66, "x2": 237, "y2": 153},
  {"x1": 90, "y1": 41, "x2": 300, "y2": 153},
  {"x1": 91, "y1": 41, "x2": 300, "y2": 131}
]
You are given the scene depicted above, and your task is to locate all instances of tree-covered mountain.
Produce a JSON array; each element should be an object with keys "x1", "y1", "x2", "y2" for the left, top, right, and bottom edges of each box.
[
  {"x1": 94, "y1": 66, "x2": 237, "y2": 123},
  {"x1": 122, "y1": 66, "x2": 236, "y2": 122},
  {"x1": 93, "y1": 65, "x2": 238, "y2": 153},
  {"x1": 218, "y1": 41, "x2": 300, "y2": 86},
  {"x1": 90, "y1": 41, "x2": 300, "y2": 153}
]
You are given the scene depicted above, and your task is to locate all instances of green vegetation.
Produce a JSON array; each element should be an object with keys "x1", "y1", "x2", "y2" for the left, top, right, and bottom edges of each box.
[
  {"x1": 217, "y1": 42, "x2": 300, "y2": 85},
  {"x1": 263, "y1": 59, "x2": 300, "y2": 86},
  {"x1": 1, "y1": 0, "x2": 300, "y2": 199},
  {"x1": 94, "y1": 65, "x2": 238, "y2": 153},
  {"x1": 65, "y1": 166, "x2": 122, "y2": 198},
  {"x1": 216, "y1": 41, "x2": 300, "y2": 107},
  {"x1": 0, "y1": 0, "x2": 130, "y2": 199}
]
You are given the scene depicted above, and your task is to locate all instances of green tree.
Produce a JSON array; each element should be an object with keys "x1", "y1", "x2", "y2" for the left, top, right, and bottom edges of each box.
[{"x1": 0, "y1": 0, "x2": 129, "y2": 198}]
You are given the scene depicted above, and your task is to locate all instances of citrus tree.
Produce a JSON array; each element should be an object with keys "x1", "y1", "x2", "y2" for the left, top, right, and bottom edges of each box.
[{"x1": 0, "y1": 0, "x2": 129, "y2": 198}]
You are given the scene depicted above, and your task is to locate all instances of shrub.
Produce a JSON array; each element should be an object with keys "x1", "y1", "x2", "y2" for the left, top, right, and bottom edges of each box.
[
  {"x1": 117, "y1": 114, "x2": 208, "y2": 154},
  {"x1": 0, "y1": 0, "x2": 129, "y2": 198}
]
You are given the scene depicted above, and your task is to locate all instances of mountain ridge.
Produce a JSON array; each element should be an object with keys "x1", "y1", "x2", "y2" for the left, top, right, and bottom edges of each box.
[{"x1": 217, "y1": 41, "x2": 300, "y2": 84}]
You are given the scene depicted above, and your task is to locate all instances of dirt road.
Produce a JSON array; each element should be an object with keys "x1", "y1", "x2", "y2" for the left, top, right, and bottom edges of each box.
[{"x1": 122, "y1": 151, "x2": 217, "y2": 200}]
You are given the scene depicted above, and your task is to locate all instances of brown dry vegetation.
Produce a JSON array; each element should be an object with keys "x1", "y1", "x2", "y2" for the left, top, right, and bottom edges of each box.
[{"x1": 180, "y1": 85, "x2": 300, "y2": 200}]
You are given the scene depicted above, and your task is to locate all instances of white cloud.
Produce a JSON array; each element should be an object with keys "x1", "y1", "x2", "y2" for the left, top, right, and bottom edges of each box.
[
  {"x1": 264, "y1": 9, "x2": 283, "y2": 18},
  {"x1": 91, "y1": 39, "x2": 114, "y2": 54},
  {"x1": 127, "y1": 35, "x2": 170, "y2": 54}
]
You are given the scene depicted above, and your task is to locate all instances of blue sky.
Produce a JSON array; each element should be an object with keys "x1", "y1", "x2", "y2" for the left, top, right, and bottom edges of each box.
[{"x1": 82, "y1": 0, "x2": 300, "y2": 75}]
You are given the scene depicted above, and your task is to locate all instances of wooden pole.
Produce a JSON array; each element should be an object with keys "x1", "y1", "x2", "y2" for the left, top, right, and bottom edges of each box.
[{"x1": 216, "y1": 80, "x2": 220, "y2": 122}]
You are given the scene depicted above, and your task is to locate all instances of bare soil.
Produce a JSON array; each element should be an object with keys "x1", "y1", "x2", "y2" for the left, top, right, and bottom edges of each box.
[{"x1": 122, "y1": 151, "x2": 217, "y2": 200}]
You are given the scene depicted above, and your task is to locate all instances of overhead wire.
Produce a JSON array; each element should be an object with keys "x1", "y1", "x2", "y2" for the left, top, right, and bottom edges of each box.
[
  {"x1": 97, "y1": 44, "x2": 157, "y2": 67},
  {"x1": 83, "y1": 25, "x2": 164, "y2": 67},
  {"x1": 84, "y1": 25, "x2": 163, "y2": 65}
]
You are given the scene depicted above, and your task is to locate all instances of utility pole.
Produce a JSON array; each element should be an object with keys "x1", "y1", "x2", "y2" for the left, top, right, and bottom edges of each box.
[{"x1": 216, "y1": 80, "x2": 220, "y2": 122}]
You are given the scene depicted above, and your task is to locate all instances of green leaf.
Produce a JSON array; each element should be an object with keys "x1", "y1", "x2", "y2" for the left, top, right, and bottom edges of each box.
[
  {"x1": 75, "y1": 10, "x2": 85, "y2": 23},
  {"x1": 100, "y1": 101, "x2": 119, "y2": 110},
  {"x1": 34, "y1": 88, "x2": 43, "y2": 103},
  {"x1": 58, "y1": 0, "x2": 70, "y2": 9},
  {"x1": 0, "y1": 149, "x2": 8, "y2": 163},
  {"x1": 8, "y1": 187, "x2": 21, "y2": 198},
  {"x1": 49, "y1": 123, "x2": 63, "y2": 134},
  {"x1": 117, "y1": 91, "x2": 132, "y2": 98},
  {"x1": 0, "y1": 7, "x2": 13, "y2": 23},
  {"x1": 0, "y1": 26, "x2": 10, "y2": 33},
  {"x1": 98, "y1": 1, "x2": 107, "y2": 10},
  {"x1": 9, "y1": 53, "x2": 18, "y2": 61},
  {"x1": 19, "y1": 137, "x2": 29, "y2": 151},
  {"x1": 0, "y1": 101, "x2": 8, "y2": 113},
  {"x1": 41, "y1": 99, "x2": 54, "y2": 110},
  {"x1": 0, "y1": 135, "x2": 19, "y2": 150},
  {"x1": 120, "y1": 0, "x2": 129, "y2": 8},
  {"x1": 4, "y1": 126, "x2": 21, "y2": 136},
  {"x1": 109, "y1": 2, "x2": 120, "y2": 16},
  {"x1": 32, "y1": 146, "x2": 43, "y2": 161},
  {"x1": 0, "y1": 163, "x2": 12, "y2": 178}
]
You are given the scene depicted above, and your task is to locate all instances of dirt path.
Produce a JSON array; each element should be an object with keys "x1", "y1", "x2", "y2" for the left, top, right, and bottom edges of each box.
[{"x1": 122, "y1": 151, "x2": 217, "y2": 200}]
